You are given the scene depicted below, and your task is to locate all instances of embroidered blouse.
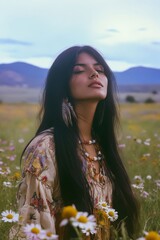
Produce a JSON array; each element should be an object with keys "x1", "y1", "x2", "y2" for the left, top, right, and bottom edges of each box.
[{"x1": 15, "y1": 129, "x2": 112, "y2": 239}]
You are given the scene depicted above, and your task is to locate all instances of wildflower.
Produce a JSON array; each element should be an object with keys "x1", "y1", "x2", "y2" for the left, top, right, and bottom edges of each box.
[
  {"x1": 135, "y1": 138, "x2": 142, "y2": 144},
  {"x1": 145, "y1": 231, "x2": 160, "y2": 240},
  {"x1": 12, "y1": 172, "x2": 21, "y2": 180},
  {"x1": 0, "y1": 167, "x2": 11, "y2": 175},
  {"x1": 144, "y1": 139, "x2": 151, "y2": 146},
  {"x1": 133, "y1": 175, "x2": 144, "y2": 184},
  {"x1": 60, "y1": 205, "x2": 78, "y2": 226},
  {"x1": 3, "y1": 181, "x2": 12, "y2": 187},
  {"x1": 126, "y1": 135, "x2": 132, "y2": 139},
  {"x1": 146, "y1": 175, "x2": 152, "y2": 180},
  {"x1": 106, "y1": 208, "x2": 118, "y2": 222},
  {"x1": 18, "y1": 138, "x2": 25, "y2": 143},
  {"x1": 96, "y1": 201, "x2": 110, "y2": 210},
  {"x1": 118, "y1": 144, "x2": 126, "y2": 148},
  {"x1": 9, "y1": 155, "x2": 16, "y2": 161},
  {"x1": 0, "y1": 148, "x2": 5, "y2": 152},
  {"x1": 39, "y1": 230, "x2": 58, "y2": 240},
  {"x1": 155, "y1": 180, "x2": 160, "y2": 189},
  {"x1": 23, "y1": 223, "x2": 42, "y2": 239},
  {"x1": 140, "y1": 191, "x2": 149, "y2": 198},
  {"x1": 95, "y1": 208, "x2": 108, "y2": 226},
  {"x1": 132, "y1": 184, "x2": 144, "y2": 190},
  {"x1": 1, "y1": 210, "x2": 19, "y2": 222},
  {"x1": 132, "y1": 176, "x2": 144, "y2": 190},
  {"x1": 72, "y1": 212, "x2": 97, "y2": 232},
  {"x1": 82, "y1": 227, "x2": 97, "y2": 236},
  {"x1": 143, "y1": 153, "x2": 151, "y2": 157},
  {"x1": 8, "y1": 145, "x2": 15, "y2": 151},
  {"x1": 137, "y1": 231, "x2": 160, "y2": 240},
  {"x1": 16, "y1": 166, "x2": 20, "y2": 170}
]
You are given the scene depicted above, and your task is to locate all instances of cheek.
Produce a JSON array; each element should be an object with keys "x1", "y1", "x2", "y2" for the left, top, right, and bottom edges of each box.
[{"x1": 69, "y1": 79, "x2": 82, "y2": 98}]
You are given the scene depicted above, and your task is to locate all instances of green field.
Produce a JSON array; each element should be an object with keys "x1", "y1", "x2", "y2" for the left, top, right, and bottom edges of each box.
[{"x1": 0, "y1": 103, "x2": 160, "y2": 239}]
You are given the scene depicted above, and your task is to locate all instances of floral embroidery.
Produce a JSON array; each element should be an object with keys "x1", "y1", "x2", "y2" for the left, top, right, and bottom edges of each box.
[
  {"x1": 36, "y1": 175, "x2": 52, "y2": 189},
  {"x1": 41, "y1": 175, "x2": 48, "y2": 183},
  {"x1": 30, "y1": 192, "x2": 47, "y2": 212},
  {"x1": 29, "y1": 213, "x2": 37, "y2": 221},
  {"x1": 47, "y1": 199, "x2": 62, "y2": 216}
]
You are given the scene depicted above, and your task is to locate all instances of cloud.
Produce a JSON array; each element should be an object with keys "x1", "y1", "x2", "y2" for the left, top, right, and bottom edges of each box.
[
  {"x1": 0, "y1": 38, "x2": 32, "y2": 46},
  {"x1": 106, "y1": 28, "x2": 119, "y2": 33},
  {"x1": 137, "y1": 28, "x2": 147, "y2": 31},
  {"x1": 152, "y1": 41, "x2": 160, "y2": 45},
  {"x1": 96, "y1": 41, "x2": 160, "y2": 69}
]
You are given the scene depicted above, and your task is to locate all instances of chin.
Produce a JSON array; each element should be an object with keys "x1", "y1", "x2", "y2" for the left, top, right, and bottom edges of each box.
[{"x1": 94, "y1": 93, "x2": 107, "y2": 100}]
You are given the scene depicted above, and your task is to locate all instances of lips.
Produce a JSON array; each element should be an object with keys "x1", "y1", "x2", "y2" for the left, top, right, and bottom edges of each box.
[{"x1": 88, "y1": 81, "x2": 103, "y2": 87}]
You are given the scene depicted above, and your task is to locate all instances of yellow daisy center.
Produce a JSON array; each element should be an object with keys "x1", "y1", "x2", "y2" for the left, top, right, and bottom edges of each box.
[
  {"x1": 78, "y1": 216, "x2": 88, "y2": 223},
  {"x1": 62, "y1": 206, "x2": 78, "y2": 219},
  {"x1": 46, "y1": 232, "x2": 52, "y2": 237},
  {"x1": 6, "y1": 214, "x2": 14, "y2": 219},
  {"x1": 146, "y1": 231, "x2": 160, "y2": 240},
  {"x1": 14, "y1": 172, "x2": 21, "y2": 179},
  {"x1": 31, "y1": 227, "x2": 40, "y2": 234},
  {"x1": 135, "y1": 179, "x2": 141, "y2": 184},
  {"x1": 102, "y1": 203, "x2": 107, "y2": 207},
  {"x1": 99, "y1": 210, "x2": 108, "y2": 218},
  {"x1": 108, "y1": 211, "x2": 114, "y2": 217}
]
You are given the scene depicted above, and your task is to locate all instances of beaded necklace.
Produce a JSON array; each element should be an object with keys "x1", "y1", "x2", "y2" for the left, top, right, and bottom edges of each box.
[
  {"x1": 79, "y1": 139, "x2": 106, "y2": 187},
  {"x1": 79, "y1": 139, "x2": 103, "y2": 162}
]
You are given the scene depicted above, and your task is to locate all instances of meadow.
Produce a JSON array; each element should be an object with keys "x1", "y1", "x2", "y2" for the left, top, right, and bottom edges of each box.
[{"x1": 0, "y1": 103, "x2": 160, "y2": 239}]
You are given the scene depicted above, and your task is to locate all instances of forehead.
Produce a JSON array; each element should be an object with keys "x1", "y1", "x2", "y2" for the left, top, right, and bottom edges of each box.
[{"x1": 76, "y1": 52, "x2": 98, "y2": 64}]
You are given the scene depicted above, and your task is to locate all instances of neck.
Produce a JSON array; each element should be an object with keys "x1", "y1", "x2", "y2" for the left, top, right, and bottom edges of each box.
[{"x1": 74, "y1": 101, "x2": 98, "y2": 141}]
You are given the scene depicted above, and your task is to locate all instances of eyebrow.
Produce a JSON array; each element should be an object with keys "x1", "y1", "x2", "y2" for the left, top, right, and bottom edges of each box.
[{"x1": 74, "y1": 63, "x2": 102, "y2": 67}]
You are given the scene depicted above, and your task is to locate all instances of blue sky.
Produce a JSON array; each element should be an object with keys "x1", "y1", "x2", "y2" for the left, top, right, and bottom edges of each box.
[{"x1": 0, "y1": 0, "x2": 160, "y2": 71}]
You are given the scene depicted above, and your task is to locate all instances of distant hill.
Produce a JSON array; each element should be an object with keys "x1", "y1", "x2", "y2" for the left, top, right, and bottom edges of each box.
[
  {"x1": 0, "y1": 62, "x2": 47, "y2": 88},
  {"x1": 0, "y1": 62, "x2": 160, "y2": 89},
  {"x1": 114, "y1": 66, "x2": 160, "y2": 85}
]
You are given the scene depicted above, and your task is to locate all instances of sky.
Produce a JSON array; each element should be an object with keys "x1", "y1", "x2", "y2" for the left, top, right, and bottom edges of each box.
[{"x1": 0, "y1": 0, "x2": 160, "y2": 71}]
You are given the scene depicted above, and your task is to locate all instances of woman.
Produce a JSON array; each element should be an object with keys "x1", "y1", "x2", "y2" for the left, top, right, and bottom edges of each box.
[{"x1": 17, "y1": 46, "x2": 139, "y2": 239}]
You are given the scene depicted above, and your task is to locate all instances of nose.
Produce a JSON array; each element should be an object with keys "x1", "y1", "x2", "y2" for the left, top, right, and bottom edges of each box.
[{"x1": 89, "y1": 70, "x2": 99, "y2": 79}]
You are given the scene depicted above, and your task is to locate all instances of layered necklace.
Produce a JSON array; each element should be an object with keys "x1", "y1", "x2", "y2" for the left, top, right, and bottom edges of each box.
[
  {"x1": 78, "y1": 138, "x2": 103, "y2": 162},
  {"x1": 79, "y1": 138, "x2": 106, "y2": 186}
]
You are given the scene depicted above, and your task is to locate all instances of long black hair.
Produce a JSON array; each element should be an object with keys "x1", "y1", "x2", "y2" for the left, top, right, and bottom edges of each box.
[{"x1": 36, "y1": 46, "x2": 139, "y2": 237}]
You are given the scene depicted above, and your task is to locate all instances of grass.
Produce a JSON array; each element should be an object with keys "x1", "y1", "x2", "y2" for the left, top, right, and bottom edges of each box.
[{"x1": 0, "y1": 103, "x2": 160, "y2": 239}]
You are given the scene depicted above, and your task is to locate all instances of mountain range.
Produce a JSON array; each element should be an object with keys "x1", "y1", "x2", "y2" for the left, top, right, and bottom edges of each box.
[{"x1": 0, "y1": 62, "x2": 160, "y2": 90}]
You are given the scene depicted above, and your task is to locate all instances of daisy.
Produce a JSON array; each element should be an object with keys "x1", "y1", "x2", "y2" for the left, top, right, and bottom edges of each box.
[
  {"x1": 23, "y1": 223, "x2": 42, "y2": 240},
  {"x1": 18, "y1": 138, "x2": 25, "y2": 143},
  {"x1": 39, "y1": 230, "x2": 58, "y2": 240},
  {"x1": 81, "y1": 228, "x2": 97, "y2": 236},
  {"x1": 60, "y1": 205, "x2": 77, "y2": 226},
  {"x1": 140, "y1": 191, "x2": 149, "y2": 198},
  {"x1": 72, "y1": 212, "x2": 97, "y2": 232},
  {"x1": 106, "y1": 208, "x2": 118, "y2": 222},
  {"x1": 146, "y1": 175, "x2": 152, "y2": 180},
  {"x1": 132, "y1": 183, "x2": 144, "y2": 190},
  {"x1": 1, "y1": 210, "x2": 19, "y2": 222},
  {"x1": 3, "y1": 181, "x2": 12, "y2": 187},
  {"x1": 96, "y1": 201, "x2": 110, "y2": 211},
  {"x1": 145, "y1": 231, "x2": 160, "y2": 240},
  {"x1": 137, "y1": 231, "x2": 160, "y2": 240}
]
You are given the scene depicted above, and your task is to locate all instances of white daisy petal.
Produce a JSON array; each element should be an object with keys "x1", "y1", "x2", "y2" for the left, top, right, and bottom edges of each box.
[
  {"x1": 1, "y1": 210, "x2": 19, "y2": 222},
  {"x1": 60, "y1": 218, "x2": 69, "y2": 227}
]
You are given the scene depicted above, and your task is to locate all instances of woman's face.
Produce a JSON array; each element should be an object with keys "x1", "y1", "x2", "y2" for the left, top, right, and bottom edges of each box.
[{"x1": 69, "y1": 52, "x2": 108, "y2": 103}]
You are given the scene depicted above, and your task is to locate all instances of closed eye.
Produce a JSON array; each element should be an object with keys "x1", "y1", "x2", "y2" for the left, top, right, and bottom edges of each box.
[
  {"x1": 96, "y1": 69, "x2": 104, "y2": 73},
  {"x1": 73, "y1": 70, "x2": 84, "y2": 74}
]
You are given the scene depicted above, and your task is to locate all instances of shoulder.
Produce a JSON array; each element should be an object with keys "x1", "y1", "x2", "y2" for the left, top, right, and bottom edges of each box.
[
  {"x1": 22, "y1": 128, "x2": 55, "y2": 176},
  {"x1": 28, "y1": 128, "x2": 54, "y2": 151}
]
